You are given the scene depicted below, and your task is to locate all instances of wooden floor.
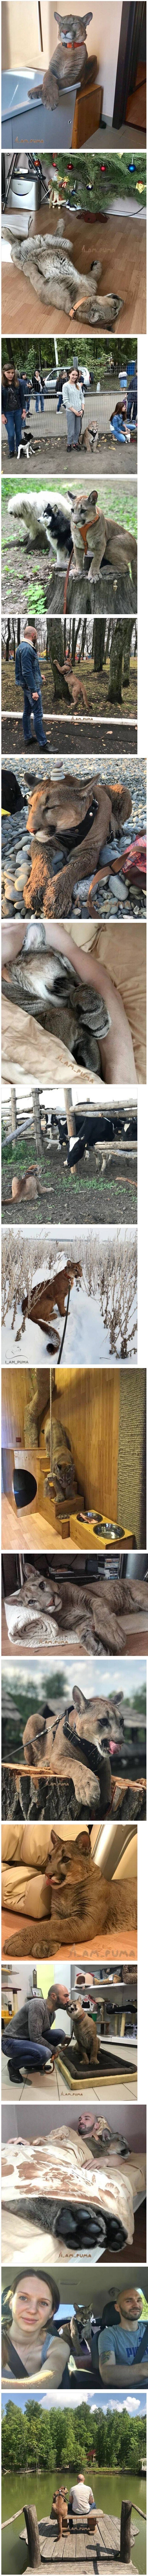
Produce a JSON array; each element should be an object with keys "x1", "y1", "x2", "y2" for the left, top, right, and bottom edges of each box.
[
  {"x1": 27, "y1": 2512, "x2": 138, "y2": 2565},
  {"x1": 2, "y1": 208, "x2": 146, "y2": 335}
]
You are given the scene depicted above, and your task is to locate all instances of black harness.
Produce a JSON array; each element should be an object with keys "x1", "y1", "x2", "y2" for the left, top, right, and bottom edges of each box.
[{"x1": 58, "y1": 793, "x2": 98, "y2": 857}]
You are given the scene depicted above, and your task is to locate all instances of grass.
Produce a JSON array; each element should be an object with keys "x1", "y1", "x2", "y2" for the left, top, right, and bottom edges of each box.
[{"x1": 2, "y1": 476, "x2": 137, "y2": 533}]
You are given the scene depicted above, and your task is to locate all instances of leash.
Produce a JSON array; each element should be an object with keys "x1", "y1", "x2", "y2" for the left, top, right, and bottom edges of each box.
[{"x1": 63, "y1": 511, "x2": 99, "y2": 607}]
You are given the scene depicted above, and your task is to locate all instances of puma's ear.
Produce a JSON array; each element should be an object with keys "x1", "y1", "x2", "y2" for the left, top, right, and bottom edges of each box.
[
  {"x1": 73, "y1": 1687, "x2": 86, "y2": 1713},
  {"x1": 78, "y1": 1830, "x2": 90, "y2": 1851},
  {"x1": 50, "y1": 1829, "x2": 61, "y2": 1848}
]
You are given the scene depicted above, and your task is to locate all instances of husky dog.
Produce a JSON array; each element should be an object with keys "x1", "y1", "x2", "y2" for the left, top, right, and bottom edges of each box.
[
  {"x1": 28, "y1": 10, "x2": 97, "y2": 106},
  {"x1": 7, "y1": 486, "x2": 71, "y2": 561},
  {"x1": 5, "y1": 223, "x2": 123, "y2": 331}
]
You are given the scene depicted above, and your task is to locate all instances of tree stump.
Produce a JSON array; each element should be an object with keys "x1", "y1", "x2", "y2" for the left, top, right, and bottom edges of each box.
[
  {"x1": 120, "y1": 2500, "x2": 132, "y2": 2561},
  {"x1": 46, "y1": 571, "x2": 137, "y2": 617},
  {"x1": 24, "y1": 2505, "x2": 41, "y2": 2566}
]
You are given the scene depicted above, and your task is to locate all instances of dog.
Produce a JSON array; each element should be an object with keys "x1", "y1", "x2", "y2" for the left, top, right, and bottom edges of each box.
[
  {"x1": 5, "y1": 223, "x2": 123, "y2": 331},
  {"x1": 24, "y1": 773, "x2": 132, "y2": 919},
  {"x1": 7, "y1": 486, "x2": 72, "y2": 561},
  {"x1": 28, "y1": 10, "x2": 97, "y2": 106}
]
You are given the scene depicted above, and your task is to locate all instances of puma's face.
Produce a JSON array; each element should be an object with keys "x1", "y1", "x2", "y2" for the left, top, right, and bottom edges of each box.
[
  {"x1": 71, "y1": 492, "x2": 98, "y2": 528},
  {"x1": 70, "y1": 1687, "x2": 103, "y2": 1744},
  {"x1": 27, "y1": 784, "x2": 92, "y2": 840},
  {"x1": 54, "y1": 12, "x2": 92, "y2": 39},
  {"x1": 46, "y1": 1828, "x2": 90, "y2": 1885}
]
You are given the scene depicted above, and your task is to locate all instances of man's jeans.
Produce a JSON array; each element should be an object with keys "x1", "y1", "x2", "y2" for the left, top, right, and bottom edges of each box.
[
  {"x1": 6, "y1": 407, "x2": 23, "y2": 456},
  {"x1": 2, "y1": 2030, "x2": 65, "y2": 2071},
  {"x1": 35, "y1": 393, "x2": 44, "y2": 414},
  {"x1": 22, "y1": 688, "x2": 47, "y2": 746},
  {"x1": 67, "y1": 410, "x2": 81, "y2": 447}
]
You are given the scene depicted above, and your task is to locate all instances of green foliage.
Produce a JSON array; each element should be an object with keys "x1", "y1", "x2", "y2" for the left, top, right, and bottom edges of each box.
[
  {"x1": 2, "y1": 333, "x2": 137, "y2": 385},
  {"x1": 42, "y1": 147, "x2": 146, "y2": 208},
  {"x1": 2, "y1": 1665, "x2": 67, "y2": 1761},
  {"x1": 1, "y1": 2399, "x2": 146, "y2": 2477}
]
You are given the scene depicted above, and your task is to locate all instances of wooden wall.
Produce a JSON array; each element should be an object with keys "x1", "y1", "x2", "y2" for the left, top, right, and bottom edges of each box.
[{"x1": 1, "y1": 1367, "x2": 120, "y2": 1522}]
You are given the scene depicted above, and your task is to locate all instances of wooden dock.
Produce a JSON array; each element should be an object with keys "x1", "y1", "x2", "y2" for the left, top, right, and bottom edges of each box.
[{"x1": 25, "y1": 2510, "x2": 138, "y2": 2568}]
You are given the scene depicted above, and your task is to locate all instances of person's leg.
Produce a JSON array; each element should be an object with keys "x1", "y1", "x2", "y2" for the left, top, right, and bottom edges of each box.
[
  {"x1": 40, "y1": 395, "x2": 44, "y2": 413},
  {"x1": 33, "y1": 688, "x2": 47, "y2": 748},
  {"x1": 35, "y1": 395, "x2": 39, "y2": 413},
  {"x1": 66, "y1": 410, "x2": 75, "y2": 448},
  {"x1": 14, "y1": 407, "x2": 24, "y2": 453},
  {"x1": 22, "y1": 690, "x2": 32, "y2": 742},
  {"x1": 74, "y1": 415, "x2": 81, "y2": 443},
  {"x1": 6, "y1": 414, "x2": 15, "y2": 456}
]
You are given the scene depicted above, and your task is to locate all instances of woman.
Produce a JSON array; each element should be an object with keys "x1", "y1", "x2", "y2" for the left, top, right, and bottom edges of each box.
[
  {"x1": 32, "y1": 367, "x2": 44, "y2": 418},
  {"x1": 1, "y1": 363, "x2": 29, "y2": 458},
  {"x1": 1, "y1": 2269, "x2": 70, "y2": 2385},
  {"x1": 62, "y1": 367, "x2": 84, "y2": 450}
]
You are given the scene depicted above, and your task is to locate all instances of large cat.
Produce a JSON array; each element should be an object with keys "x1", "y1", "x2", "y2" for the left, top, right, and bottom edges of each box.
[{"x1": 5, "y1": 222, "x2": 123, "y2": 330}]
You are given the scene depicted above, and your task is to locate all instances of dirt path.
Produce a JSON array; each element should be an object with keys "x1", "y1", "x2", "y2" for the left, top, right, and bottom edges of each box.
[{"x1": 1, "y1": 715, "x2": 138, "y2": 755}]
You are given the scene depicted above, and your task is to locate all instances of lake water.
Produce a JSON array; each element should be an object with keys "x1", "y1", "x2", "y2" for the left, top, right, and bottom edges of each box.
[{"x1": 1, "y1": 2468, "x2": 146, "y2": 2576}]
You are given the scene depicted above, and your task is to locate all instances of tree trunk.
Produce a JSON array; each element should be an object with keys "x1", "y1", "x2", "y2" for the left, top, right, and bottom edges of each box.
[
  {"x1": 33, "y1": 1090, "x2": 42, "y2": 1155},
  {"x1": 11, "y1": 1086, "x2": 17, "y2": 1153},
  {"x1": 78, "y1": 617, "x2": 87, "y2": 662},
  {"x1": 24, "y1": 2505, "x2": 41, "y2": 2567},
  {"x1": 122, "y1": 619, "x2": 133, "y2": 688},
  {"x1": 46, "y1": 615, "x2": 68, "y2": 700},
  {"x1": 71, "y1": 618, "x2": 81, "y2": 664},
  {"x1": 104, "y1": 619, "x2": 112, "y2": 661},
  {"x1": 120, "y1": 2501, "x2": 132, "y2": 2562},
  {"x1": 108, "y1": 621, "x2": 123, "y2": 703},
  {"x1": 94, "y1": 618, "x2": 106, "y2": 671}
]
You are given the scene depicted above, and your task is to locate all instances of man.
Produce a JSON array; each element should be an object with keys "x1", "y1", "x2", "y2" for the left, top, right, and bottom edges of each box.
[
  {"x1": 95, "y1": 2286, "x2": 148, "y2": 2381},
  {"x1": 15, "y1": 624, "x2": 47, "y2": 747},
  {"x1": 2, "y1": 1982, "x2": 70, "y2": 2082},
  {"x1": 62, "y1": 367, "x2": 84, "y2": 450},
  {"x1": 69, "y1": 2473, "x2": 96, "y2": 2529}
]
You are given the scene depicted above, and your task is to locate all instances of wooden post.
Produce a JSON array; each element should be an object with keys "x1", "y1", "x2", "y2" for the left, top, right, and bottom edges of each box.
[
  {"x1": 64, "y1": 1087, "x2": 77, "y2": 1175},
  {"x1": 24, "y1": 2505, "x2": 41, "y2": 2566},
  {"x1": 120, "y1": 2500, "x2": 132, "y2": 2560},
  {"x1": 33, "y1": 1090, "x2": 42, "y2": 1155},
  {"x1": 11, "y1": 1086, "x2": 17, "y2": 1152}
]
